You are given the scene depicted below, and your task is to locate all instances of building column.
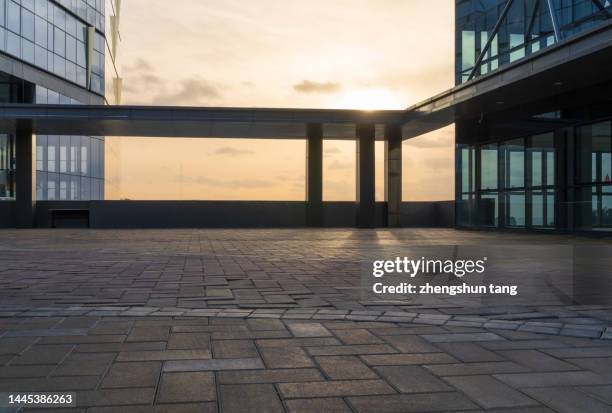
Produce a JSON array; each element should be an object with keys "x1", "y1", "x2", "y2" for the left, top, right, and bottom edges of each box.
[
  {"x1": 356, "y1": 124, "x2": 376, "y2": 228},
  {"x1": 15, "y1": 121, "x2": 36, "y2": 228},
  {"x1": 385, "y1": 124, "x2": 402, "y2": 227},
  {"x1": 559, "y1": 126, "x2": 575, "y2": 231},
  {"x1": 306, "y1": 123, "x2": 323, "y2": 227}
]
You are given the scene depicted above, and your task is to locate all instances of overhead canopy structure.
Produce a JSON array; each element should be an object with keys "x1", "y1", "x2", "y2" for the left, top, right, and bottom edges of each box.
[
  {"x1": 402, "y1": 20, "x2": 612, "y2": 138},
  {"x1": 0, "y1": 106, "x2": 404, "y2": 139},
  {"x1": 0, "y1": 21, "x2": 609, "y2": 141}
]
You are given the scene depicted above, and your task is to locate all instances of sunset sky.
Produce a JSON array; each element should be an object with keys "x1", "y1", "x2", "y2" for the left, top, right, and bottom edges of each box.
[{"x1": 107, "y1": 0, "x2": 455, "y2": 201}]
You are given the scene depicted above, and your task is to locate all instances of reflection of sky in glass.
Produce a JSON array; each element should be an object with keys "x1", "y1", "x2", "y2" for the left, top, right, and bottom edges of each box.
[
  {"x1": 532, "y1": 194, "x2": 543, "y2": 226},
  {"x1": 481, "y1": 148, "x2": 498, "y2": 190},
  {"x1": 508, "y1": 193, "x2": 525, "y2": 227},
  {"x1": 532, "y1": 152, "x2": 542, "y2": 187},
  {"x1": 480, "y1": 193, "x2": 498, "y2": 226},
  {"x1": 509, "y1": 151, "x2": 524, "y2": 188},
  {"x1": 547, "y1": 194, "x2": 554, "y2": 227},
  {"x1": 547, "y1": 152, "x2": 555, "y2": 186}
]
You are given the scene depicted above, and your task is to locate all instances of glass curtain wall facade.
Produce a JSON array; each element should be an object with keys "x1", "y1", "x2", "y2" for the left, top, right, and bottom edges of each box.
[
  {"x1": 456, "y1": 0, "x2": 611, "y2": 84},
  {"x1": 0, "y1": 0, "x2": 105, "y2": 94},
  {"x1": 575, "y1": 121, "x2": 612, "y2": 230},
  {"x1": 457, "y1": 119, "x2": 612, "y2": 232},
  {"x1": 0, "y1": 72, "x2": 33, "y2": 199},
  {"x1": 455, "y1": 0, "x2": 611, "y2": 232},
  {"x1": 35, "y1": 85, "x2": 104, "y2": 201},
  {"x1": 458, "y1": 132, "x2": 556, "y2": 229},
  {"x1": 0, "y1": 0, "x2": 122, "y2": 202}
]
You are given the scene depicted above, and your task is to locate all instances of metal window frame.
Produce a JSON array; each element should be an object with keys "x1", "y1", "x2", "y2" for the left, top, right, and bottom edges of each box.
[{"x1": 467, "y1": 0, "x2": 579, "y2": 82}]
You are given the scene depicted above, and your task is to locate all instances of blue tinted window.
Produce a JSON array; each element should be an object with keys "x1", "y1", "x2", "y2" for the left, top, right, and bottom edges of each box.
[
  {"x1": 21, "y1": 38, "x2": 34, "y2": 63},
  {"x1": 480, "y1": 144, "x2": 498, "y2": 190},
  {"x1": 7, "y1": 1, "x2": 20, "y2": 33},
  {"x1": 65, "y1": 34, "x2": 76, "y2": 61},
  {"x1": 7, "y1": 30, "x2": 19, "y2": 56},
  {"x1": 35, "y1": 0, "x2": 47, "y2": 18},
  {"x1": 0, "y1": 0, "x2": 5, "y2": 27},
  {"x1": 21, "y1": 0, "x2": 34, "y2": 12},
  {"x1": 455, "y1": 0, "x2": 611, "y2": 84},
  {"x1": 54, "y1": 6, "x2": 66, "y2": 27},
  {"x1": 34, "y1": 15, "x2": 46, "y2": 46},
  {"x1": 54, "y1": 26, "x2": 65, "y2": 56},
  {"x1": 21, "y1": 8, "x2": 34, "y2": 40},
  {"x1": 0, "y1": 27, "x2": 6, "y2": 51}
]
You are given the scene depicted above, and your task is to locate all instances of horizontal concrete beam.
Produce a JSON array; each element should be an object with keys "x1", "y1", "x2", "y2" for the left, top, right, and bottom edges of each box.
[{"x1": 0, "y1": 106, "x2": 403, "y2": 139}]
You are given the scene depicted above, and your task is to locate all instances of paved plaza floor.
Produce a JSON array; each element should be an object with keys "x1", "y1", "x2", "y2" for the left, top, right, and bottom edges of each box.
[{"x1": 1, "y1": 228, "x2": 612, "y2": 412}]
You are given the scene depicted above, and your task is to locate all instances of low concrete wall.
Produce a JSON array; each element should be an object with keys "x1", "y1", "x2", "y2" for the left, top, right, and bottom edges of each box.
[
  {"x1": 90, "y1": 201, "x2": 307, "y2": 228},
  {"x1": 435, "y1": 200, "x2": 455, "y2": 227},
  {"x1": 400, "y1": 201, "x2": 455, "y2": 228},
  {"x1": 0, "y1": 201, "x2": 15, "y2": 228},
  {"x1": 36, "y1": 201, "x2": 90, "y2": 228},
  {"x1": 22, "y1": 200, "x2": 455, "y2": 229},
  {"x1": 322, "y1": 202, "x2": 356, "y2": 227},
  {"x1": 321, "y1": 202, "x2": 388, "y2": 227}
]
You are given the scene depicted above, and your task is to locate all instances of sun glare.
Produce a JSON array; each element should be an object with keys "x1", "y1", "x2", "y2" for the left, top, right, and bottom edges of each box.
[{"x1": 331, "y1": 88, "x2": 405, "y2": 110}]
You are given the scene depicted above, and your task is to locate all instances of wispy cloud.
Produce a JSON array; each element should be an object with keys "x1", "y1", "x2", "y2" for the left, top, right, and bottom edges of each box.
[
  {"x1": 122, "y1": 57, "x2": 222, "y2": 105},
  {"x1": 121, "y1": 58, "x2": 163, "y2": 95},
  {"x1": 125, "y1": 58, "x2": 155, "y2": 72},
  {"x1": 153, "y1": 78, "x2": 221, "y2": 105},
  {"x1": 293, "y1": 80, "x2": 341, "y2": 94},
  {"x1": 182, "y1": 176, "x2": 275, "y2": 189},
  {"x1": 214, "y1": 147, "x2": 255, "y2": 156},
  {"x1": 327, "y1": 160, "x2": 353, "y2": 170},
  {"x1": 324, "y1": 146, "x2": 342, "y2": 155}
]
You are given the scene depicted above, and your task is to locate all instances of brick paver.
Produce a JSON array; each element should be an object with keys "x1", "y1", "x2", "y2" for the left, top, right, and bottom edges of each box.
[
  {"x1": 0, "y1": 228, "x2": 611, "y2": 411},
  {"x1": 0, "y1": 314, "x2": 612, "y2": 412},
  {"x1": 157, "y1": 371, "x2": 216, "y2": 403}
]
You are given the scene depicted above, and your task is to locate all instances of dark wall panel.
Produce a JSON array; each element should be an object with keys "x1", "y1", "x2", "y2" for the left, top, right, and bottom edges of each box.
[
  {"x1": 36, "y1": 201, "x2": 90, "y2": 228},
  {"x1": 28, "y1": 200, "x2": 455, "y2": 229},
  {"x1": 0, "y1": 201, "x2": 15, "y2": 228},
  {"x1": 322, "y1": 202, "x2": 357, "y2": 227},
  {"x1": 89, "y1": 201, "x2": 307, "y2": 228},
  {"x1": 435, "y1": 201, "x2": 456, "y2": 227},
  {"x1": 400, "y1": 201, "x2": 455, "y2": 227}
]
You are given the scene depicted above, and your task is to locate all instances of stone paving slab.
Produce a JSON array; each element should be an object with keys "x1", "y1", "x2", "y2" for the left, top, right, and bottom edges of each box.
[
  {"x1": 3, "y1": 305, "x2": 611, "y2": 340},
  {"x1": 0, "y1": 314, "x2": 610, "y2": 411},
  {"x1": 0, "y1": 228, "x2": 611, "y2": 328},
  {"x1": 0, "y1": 229, "x2": 612, "y2": 411}
]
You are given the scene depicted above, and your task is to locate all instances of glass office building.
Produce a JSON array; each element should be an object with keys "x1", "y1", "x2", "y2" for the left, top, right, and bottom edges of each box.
[
  {"x1": 455, "y1": 0, "x2": 612, "y2": 232},
  {"x1": 0, "y1": 0, "x2": 121, "y2": 201},
  {"x1": 456, "y1": 0, "x2": 611, "y2": 84}
]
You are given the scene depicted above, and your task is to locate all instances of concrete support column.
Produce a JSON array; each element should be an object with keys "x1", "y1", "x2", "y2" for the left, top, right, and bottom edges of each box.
[
  {"x1": 15, "y1": 121, "x2": 36, "y2": 228},
  {"x1": 306, "y1": 123, "x2": 323, "y2": 227},
  {"x1": 559, "y1": 126, "x2": 574, "y2": 231},
  {"x1": 385, "y1": 124, "x2": 402, "y2": 227},
  {"x1": 356, "y1": 123, "x2": 376, "y2": 228}
]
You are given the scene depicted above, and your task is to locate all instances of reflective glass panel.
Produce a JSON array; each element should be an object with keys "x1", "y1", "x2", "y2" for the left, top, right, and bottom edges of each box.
[
  {"x1": 480, "y1": 144, "x2": 498, "y2": 190},
  {"x1": 532, "y1": 193, "x2": 543, "y2": 226},
  {"x1": 508, "y1": 192, "x2": 526, "y2": 227},
  {"x1": 503, "y1": 138, "x2": 524, "y2": 188},
  {"x1": 479, "y1": 193, "x2": 498, "y2": 227}
]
